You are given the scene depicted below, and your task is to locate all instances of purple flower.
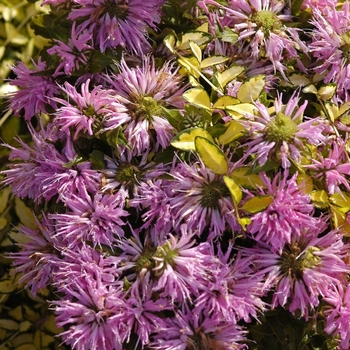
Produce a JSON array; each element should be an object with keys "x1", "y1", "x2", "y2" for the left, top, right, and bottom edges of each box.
[
  {"x1": 1, "y1": 125, "x2": 101, "y2": 202},
  {"x1": 246, "y1": 171, "x2": 321, "y2": 253},
  {"x1": 244, "y1": 228, "x2": 350, "y2": 320},
  {"x1": 151, "y1": 305, "x2": 248, "y2": 350},
  {"x1": 309, "y1": 3, "x2": 350, "y2": 100},
  {"x1": 323, "y1": 283, "x2": 350, "y2": 350},
  {"x1": 53, "y1": 79, "x2": 129, "y2": 139},
  {"x1": 8, "y1": 58, "x2": 60, "y2": 120},
  {"x1": 167, "y1": 158, "x2": 239, "y2": 239},
  {"x1": 50, "y1": 186, "x2": 128, "y2": 249},
  {"x1": 305, "y1": 138, "x2": 350, "y2": 195},
  {"x1": 9, "y1": 214, "x2": 62, "y2": 295},
  {"x1": 47, "y1": 22, "x2": 93, "y2": 77},
  {"x1": 239, "y1": 92, "x2": 328, "y2": 168},
  {"x1": 104, "y1": 57, "x2": 186, "y2": 155},
  {"x1": 68, "y1": 0, "x2": 165, "y2": 55}
]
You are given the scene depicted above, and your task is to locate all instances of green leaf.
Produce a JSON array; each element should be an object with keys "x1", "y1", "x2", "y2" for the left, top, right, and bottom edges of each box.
[
  {"x1": 177, "y1": 31, "x2": 211, "y2": 50},
  {"x1": 195, "y1": 137, "x2": 228, "y2": 175},
  {"x1": 237, "y1": 75, "x2": 266, "y2": 102},
  {"x1": 171, "y1": 128, "x2": 214, "y2": 151},
  {"x1": 0, "y1": 186, "x2": 11, "y2": 215},
  {"x1": 240, "y1": 196, "x2": 274, "y2": 213},
  {"x1": 89, "y1": 50, "x2": 114, "y2": 73},
  {"x1": 105, "y1": 127, "x2": 130, "y2": 151},
  {"x1": 0, "y1": 319, "x2": 19, "y2": 331},
  {"x1": 200, "y1": 55, "x2": 229, "y2": 69},
  {"x1": 163, "y1": 34, "x2": 176, "y2": 54},
  {"x1": 178, "y1": 56, "x2": 201, "y2": 78},
  {"x1": 89, "y1": 150, "x2": 106, "y2": 170},
  {"x1": 15, "y1": 198, "x2": 36, "y2": 229},
  {"x1": 218, "y1": 26, "x2": 239, "y2": 43},
  {"x1": 218, "y1": 120, "x2": 245, "y2": 144},
  {"x1": 215, "y1": 65, "x2": 245, "y2": 89},
  {"x1": 310, "y1": 190, "x2": 329, "y2": 209},
  {"x1": 1, "y1": 116, "x2": 20, "y2": 143},
  {"x1": 237, "y1": 217, "x2": 251, "y2": 231},
  {"x1": 183, "y1": 88, "x2": 211, "y2": 109},
  {"x1": 302, "y1": 84, "x2": 318, "y2": 95},
  {"x1": 223, "y1": 175, "x2": 242, "y2": 204}
]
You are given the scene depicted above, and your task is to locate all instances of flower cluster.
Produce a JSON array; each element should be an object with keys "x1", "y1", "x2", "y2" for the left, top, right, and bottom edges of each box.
[{"x1": 3, "y1": 0, "x2": 350, "y2": 349}]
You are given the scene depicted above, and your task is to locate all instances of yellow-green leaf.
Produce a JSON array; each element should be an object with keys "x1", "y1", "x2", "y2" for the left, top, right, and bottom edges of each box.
[
  {"x1": 229, "y1": 167, "x2": 265, "y2": 189},
  {"x1": 15, "y1": 345, "x2": 37, "y2": 350},
  {"x1": 324, "y1": 102, "x2": 339, "y2": 123},
  {"x1": 226, "y1": 103, "x2": 258, "y2": 119},
  {"x1": 171, "y1": 128, "x2": 214, "y2": 151},
  {"x1": 318, "y1": 83, "x2": 337, "y2": 101},
  {"x1": 0, "y1": 278, "x2": 17, "y2": 293},
  {"x1": 311, "y1": 190, "x2": 329, "y2": 208},
  {"x1": 189, "y1": 41, "x2": 202, "y2": 63},
  {"x1": 297, "y1": 173, "x2": 313, "y2": 195},
  {"x1": 0, "y1": 186, "x2": 11, "y2": 214},
  {"x1": 163, "y1": 34, "x2": 176, "y2": 54},
  {"x1": 15, "y1": 198, "x2": 36, "y2": 229},
  {"x1": 302, "y1": 84, "x2": 318, "y2": 95},
  {"x1": 178, "y1": 56, "x2": 200, "y2": 78},
  {"x1": 223, "y1": 175, "x2": 242, "y2": 204},
  {"x1": 9, "y1": 306, "x2": 23, "y2": 321},
  {"x1": 240, "y1": 196, "x2": 274, "y2": 213},
  {"x1": 237, "y1": 75, "x2": 265, "y2": 102},
  {"x1": 44, "y1": 314, "x2": 63, "y2": 334},
  {"x1": 330, "y1": 191, "x2": 350, "y2": 208},
  {"x1": 34, "y1": 330, "x2": 55, "y2": 348},
  {"x1": 19, "y1": 321, "x2": 32, "y2": 333},
  {"x1": 215, "y1": 65, "x2": 245, "y2": 88},
  {"x1": 286, "y1": 73, "x2": 310, "y2": 87},
  {"x1": 177, "y1": 31, "x2": 211, "y2": 50},
  {"x1": 238, "y1": 217, "x2": 251, "y2": 231},
  {"x1": 183, "y1": 88, "x2": 211, "y2": 109},
  {"x1": 218, "y1": 121, "x2": 245, "y2": 145},
  {"x1": 195, "y1": 137, "x2": 228, "y2": 175},
  {"x1": 200, "y1": 55, "x2": 229, "y2": 69},
  {"x1": 331, "y1": 205, "x2": 350, "y2": 231},
  {"x1": 213, "y1": 96, "x2": 240, "y2": 109},
  {"x1": 0, "y1": 217, "x2": 7, "y2": 230},
  {"x1": 0, "y1": 319, "x2": 19, "y2": 331}
]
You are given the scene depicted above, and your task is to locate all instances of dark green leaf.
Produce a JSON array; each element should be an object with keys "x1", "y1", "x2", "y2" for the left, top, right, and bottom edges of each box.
[{"x1": 89, "y1": 150, "x2": 106, "y2": 170}]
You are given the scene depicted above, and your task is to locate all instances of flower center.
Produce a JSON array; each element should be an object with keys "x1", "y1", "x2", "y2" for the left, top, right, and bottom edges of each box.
[
  {"x1": 115, "y1": 162, "x2": 141, "y2": 187},
  {"x1": 103, "y1": 0, "x2": 129, "y2": 19},
  {"x1": 280, "y1": 243, "x2": 321, "y2": 280},
  {"x1": 135, "y1": 246, "x2": 157, "y2": 274},
  {"x1": 130, "y1": 96, "x2": 163, "y2": 121},
  {"x1": 200, "y1": 180, "x2": 229, "y2": 209},
  {"x1": 251, "y1": 10, "x2": 282, "y2": 36},
  {"x1": 265, "y1": 112, "x2": 297, "y2": 143}
]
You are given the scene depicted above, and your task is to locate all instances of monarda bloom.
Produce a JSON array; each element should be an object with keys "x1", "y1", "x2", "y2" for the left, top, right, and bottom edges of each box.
[
  {"x1": 104, "y1": 57, "x2": 186, "y2": 155},
  {"x1": 67, "y1": 0, "x2": 165, "y2": 55},
  {"x1": 246, "y1": 171, "x2": 321, "y2": 253},
  {"x1": 239, "y1": 92, "x2": 327, "y2": 169},
  {"x1": 309, "y1": 2, "x2": 350, "y2": 100},
  {"x1": 244, "y1": 227, "x2": 350, "y2": 320}
]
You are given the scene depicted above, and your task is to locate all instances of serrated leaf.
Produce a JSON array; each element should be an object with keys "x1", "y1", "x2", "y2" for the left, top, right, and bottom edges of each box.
[
  {"x1": 183, "y1": 88, "x2": 211, "y2": 109},
  {"x1": 195, "y1": 137, "x2": 228, "y2": 175},
  {"x1": 89, "y1": 50, "x2": 114, "y2": 73},
  {"x1": 237, "y1": 75, "x2": 266, "y2": 102},
  {"x1": 44, "y1": 314, "x2": 63, "y2": 334},
  {"x1": 9, "y1": 306, "x2": 23, "y2": 321},
  {"x1": 218, "y1": 121, "x2": 245, "y2": 144},
  {"x1": 171, "y1": 128, "x2": 214, "y2": 151},
  {"x1": 226, "y1": 103, "x2": 258, "y2": 119},
  {"x1": 19, "y1": 321, "x2": 32, "y2": 332},
  {"x1": 219, "y1": 26, "x2": 239, "y2": 43},
  {"x1": 34, "y1": 330, "x2": 55, "y2": 348},
  {"x1": 213, "y1": 96, "x2": 240, "y2": 109},
  {"x1": 189, "y1": 41, "x2": 202, "y2": 63},
  {"x1": 230, "y1": 167, "x2": 265, "y2": 189},
  {"x1": 200, "y1": 55, "x2": 229, "y2": 69},
  {"x1": 0, "y1": 319, "x2": 19, "y2": 330},
  {"x1": 223, "y1": 175, "x2": 242, "y2": 204},
  {"x1": 0, "y1": 279, "x2": 17, "y2": 293},
  {"x1": 331, "y1": 205, "x2": 350, "y2": 232},
  {"x1": 297, "y1": 173, "x2": 313, "y2": 194},
  {"x1": 14, "y1": 198, "x2": 36, "y2": 229},
  {"x1": 318, "y1": 83, "x2": 337, "y2": 101},
  {"x1": 330, "y1": 192, "x2": 350, "y2": 208},
  {"x1": 9, "y1": 333, "x2": 33, "y2": 347},
  {"x1": 238, "y1": 217, "x2": 251, "y2": 231},
  {"x1": 240, "y1": 196, "x2": 274, "y2": 213},
  {"x1": 311, "y1": 190, "x2": 329, "y2": 208},
  {"x1": 8, "y1": 230, "x2": 31, "y2": 245},
  {"x1": 215, "y1": 65, "x2": 245, "y2": 89}
]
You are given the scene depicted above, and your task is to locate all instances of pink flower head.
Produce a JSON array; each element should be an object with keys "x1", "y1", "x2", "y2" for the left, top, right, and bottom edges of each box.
[
  {"x1": 53, "y1": 79, "x2": 129, "y2": 139},
  {"x1": 246, "y1": 171, "x2": 321, "y2": 253},
  {"x1": 309, "y1": 3, "x2": 350, "y2": 100},
  {"x1": 68, "y1": 0, "x2": 165, "y2": 55},
  {"x1": 240, "y1": 92, "x2": 328, "y2": 168},
  {"x1": 8, "y1": 58, "x2": 60, "y2": 120},
  {"x1": 104, "y1": 56, "x2": 186, "y2": 155}
]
